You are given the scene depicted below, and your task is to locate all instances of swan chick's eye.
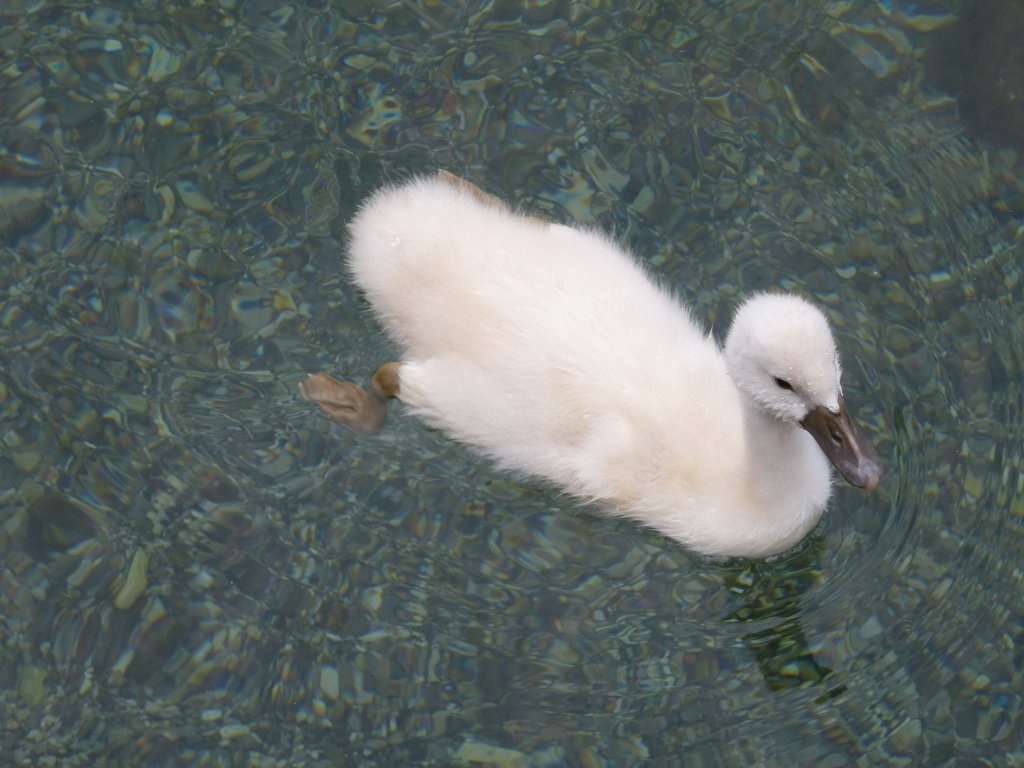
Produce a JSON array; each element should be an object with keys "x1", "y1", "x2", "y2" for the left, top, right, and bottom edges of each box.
[{"x1": 773, "y1": 377, "x2": 794, "y2": 391}]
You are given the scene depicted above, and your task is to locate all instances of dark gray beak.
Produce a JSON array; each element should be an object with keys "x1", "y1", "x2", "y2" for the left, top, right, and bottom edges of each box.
[{"x1": 800, "y1": 395, "x2": 883, "y2": 490}]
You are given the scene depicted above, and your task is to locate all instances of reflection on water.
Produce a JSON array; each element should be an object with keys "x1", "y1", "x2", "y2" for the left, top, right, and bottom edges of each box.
[{"x1": 1, "y1": 0, "x2": 1022, "y2": 764}]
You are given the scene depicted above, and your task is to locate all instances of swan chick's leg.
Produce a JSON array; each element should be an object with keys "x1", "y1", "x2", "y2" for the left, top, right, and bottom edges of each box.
[{"x1": 299, "y1": 362, "x2": 401, "y2": 435}]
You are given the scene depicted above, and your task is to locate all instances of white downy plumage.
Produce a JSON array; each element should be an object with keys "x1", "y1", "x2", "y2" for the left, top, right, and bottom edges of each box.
[{"x1": 304, "y1": 172, "x2": 882, "y2": 557}]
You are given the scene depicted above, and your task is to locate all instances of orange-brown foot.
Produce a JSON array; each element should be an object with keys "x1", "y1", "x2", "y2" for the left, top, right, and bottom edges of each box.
[
  {"x1": 299, "y1": 365, "x2": 399, "y2": 435},
  {"x1": 299, "y1": 373, "x2": 383, "y2": 434}
]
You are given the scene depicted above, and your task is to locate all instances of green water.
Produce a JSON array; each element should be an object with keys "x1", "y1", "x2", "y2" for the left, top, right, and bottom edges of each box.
[{"x1": 1, "y1": 0, "x2": 1022, "y2": 765}]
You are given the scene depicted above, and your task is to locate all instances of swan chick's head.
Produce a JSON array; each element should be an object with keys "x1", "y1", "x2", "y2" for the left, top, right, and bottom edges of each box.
[{"x1": 724, "y1": 293, "x2": 883, "y2": 491}]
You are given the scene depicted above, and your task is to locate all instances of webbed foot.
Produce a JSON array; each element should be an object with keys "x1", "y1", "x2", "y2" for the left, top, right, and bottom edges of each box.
[{"x1": 299, "y1": 363, "x2": 401, "y2": 435}]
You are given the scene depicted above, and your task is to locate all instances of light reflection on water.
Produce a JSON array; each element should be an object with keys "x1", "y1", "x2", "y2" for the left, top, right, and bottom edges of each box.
[{"x1": 1, "y1": 0, "x2": 1022, "y2": 765}]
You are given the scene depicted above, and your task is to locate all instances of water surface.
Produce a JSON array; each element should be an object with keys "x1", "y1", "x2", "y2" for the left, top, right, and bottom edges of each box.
[{"x1": 1, "y1": 0, "x2": 1023, "y2": 765}]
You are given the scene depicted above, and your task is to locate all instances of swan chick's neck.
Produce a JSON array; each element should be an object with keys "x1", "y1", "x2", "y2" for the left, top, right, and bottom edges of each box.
[{"x1": 738, "y1": 397, "x2": 832, "y2": 539}]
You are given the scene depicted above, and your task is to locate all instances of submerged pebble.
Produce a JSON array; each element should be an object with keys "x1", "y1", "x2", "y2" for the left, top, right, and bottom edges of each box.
[
  {"x1": 17, "y1": 665, "x2": 47, "y2": 707},
  {"x1": 113, "y1": 549, "x2": 148, "y2": 610}
]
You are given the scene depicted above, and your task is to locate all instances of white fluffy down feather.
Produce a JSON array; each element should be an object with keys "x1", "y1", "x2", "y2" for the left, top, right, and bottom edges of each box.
[{"x1": 302, "y1": 172, "x2": 882, "y2": 557}]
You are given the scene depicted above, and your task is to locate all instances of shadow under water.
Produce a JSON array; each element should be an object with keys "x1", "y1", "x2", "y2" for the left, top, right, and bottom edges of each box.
[{"x1": 718, "y1": 538, "x2": 845, "y2": 697}]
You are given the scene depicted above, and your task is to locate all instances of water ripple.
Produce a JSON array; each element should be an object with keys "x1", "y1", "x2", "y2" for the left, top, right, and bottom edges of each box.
[{"x1": 1, "y1": 0, "x2": 1022, "y2": 765}]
